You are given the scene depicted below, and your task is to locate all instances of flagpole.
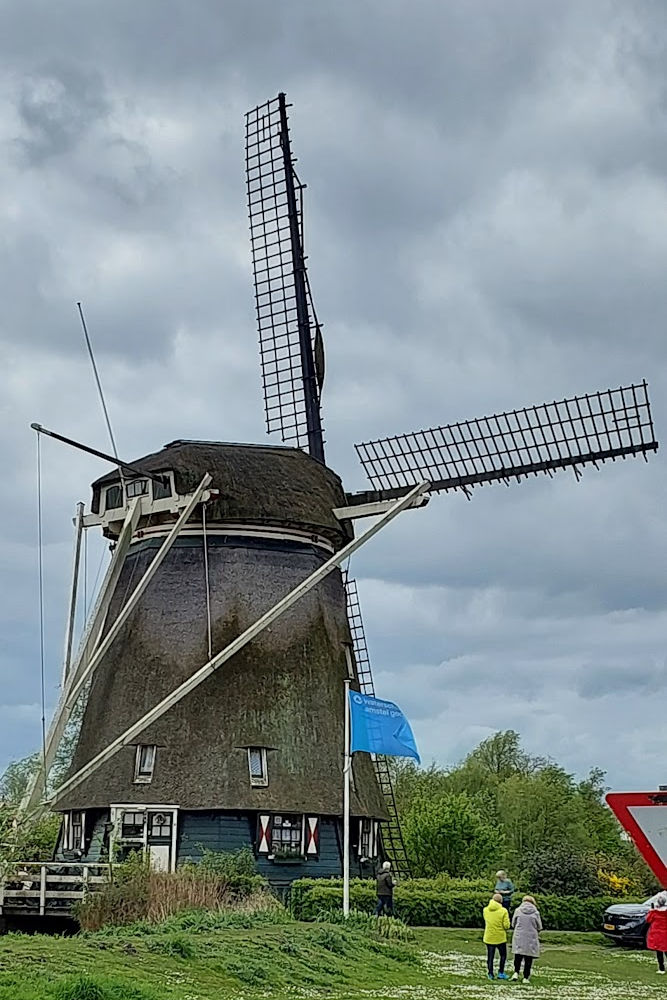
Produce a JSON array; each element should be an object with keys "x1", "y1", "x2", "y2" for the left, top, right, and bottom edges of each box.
[{"x1": 343, "y1": 677, "x2": 351, "y2": 917}]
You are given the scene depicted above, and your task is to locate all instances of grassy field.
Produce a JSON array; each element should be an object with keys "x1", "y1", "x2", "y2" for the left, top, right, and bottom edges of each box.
[{"x1": 0, "y1": 917, "x2": 660, "y2": 999}]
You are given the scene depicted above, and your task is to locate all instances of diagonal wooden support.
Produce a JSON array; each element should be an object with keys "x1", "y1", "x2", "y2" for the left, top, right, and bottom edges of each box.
[
  {"x1": 50, "y1": 481, "x2": 430, "y2": 807},
  {"x1": 20, "y1": 499, "x2": 142, "y2": 818},
  {"x1": 65, "y1": 474, "x2": 212, "y2": 711},
  {"x1": 62, "y1": 503, "x2": 85, "y2": 687}
]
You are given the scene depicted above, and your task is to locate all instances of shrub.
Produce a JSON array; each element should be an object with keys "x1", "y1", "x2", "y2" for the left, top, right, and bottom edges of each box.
[
  {"x1": 146, "y1": 933, "x2": 195, "y2": 959},
  {"x1": 52, "y1": 978, "x2": 105, "y2": 1000},
  {"x1": 311, "y1": 927, "x2": 347, "y2": 954},
  {"x1": 50, "y1": 977, "x2": 158, "y2": 1000},
  {"x1": 76, "y1": 852, "x2": 269, "y2": 930},
  {"x1": 195, "y1": 846, "x2": 257, "y2": 878},
  {"x1": 290, "y1": 877, "x2": 638, "y2": 932},
  {"x1": 521, "y1": 846, "x2": 602, "y2": 897},
  {"x1": 322, "y1": 908, "x2": 415, "y2": 942}
]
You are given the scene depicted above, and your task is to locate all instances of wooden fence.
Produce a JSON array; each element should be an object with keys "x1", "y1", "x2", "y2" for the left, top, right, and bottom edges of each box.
[{"x1": 0, "y1": 862, "x2": 110, "y2": 916}]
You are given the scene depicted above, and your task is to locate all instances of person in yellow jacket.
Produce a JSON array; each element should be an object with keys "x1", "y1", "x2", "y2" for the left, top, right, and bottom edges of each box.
[{"x1": 483, "y1": 893, "x2": 511, "y2": 980}]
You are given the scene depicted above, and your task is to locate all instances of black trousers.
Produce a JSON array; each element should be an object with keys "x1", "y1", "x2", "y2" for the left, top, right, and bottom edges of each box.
[
  {"x1": 375, "y1": 896, "x2": 393, "y2": 916},
  {"x1": 657, "y1": 951, "x2": 666, "y2": 972},
  {"x1": 486, "y1": 943, "x2": 507, "y2": 976},
  {"x1": 514, "y1": 954, "x2": 534, "y2": 978}
]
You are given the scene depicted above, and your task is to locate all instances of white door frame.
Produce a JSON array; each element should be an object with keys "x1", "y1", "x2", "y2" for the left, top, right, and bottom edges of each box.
[{"x1": 109, "y1": 804, "x2": 179, "y2": 873}]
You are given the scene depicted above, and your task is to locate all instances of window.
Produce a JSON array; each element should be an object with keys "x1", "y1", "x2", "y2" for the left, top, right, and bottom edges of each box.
[
  {"x1": 63, "y1": 810, "x2": 85, "y2": 851},
  {"x1": 358, "y1": 819, "x2": 378, "y2": 860},
  {"x1": 134, "y1": 745, "x2": 156, "y2": 783},
  {"x1": 149, "y1": 811, "x2": 172, "y2": 839},
  {"x1": 152, "y1": 476, "x2": 172, "y2": 500},
  {"x1": 104, "y1": 484, "x2": 123, "y2": 511},
  {"x1": 121, "y1": 811, "x2": 145, "y2": 840},
  {"x1": 270, "y1": 815, "x2": 303, "y2": 858},
  {"x1": 126, "y1": 479, "x2": 149, "y2": 498},
  {"x1": 248, "y1": 747, "x2": 268, "y2": 787}
]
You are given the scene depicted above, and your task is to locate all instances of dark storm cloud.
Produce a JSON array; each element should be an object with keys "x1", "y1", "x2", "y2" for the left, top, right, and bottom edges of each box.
[{"x1": 0, "y1": 0, "x2": 665, "y2": 788}]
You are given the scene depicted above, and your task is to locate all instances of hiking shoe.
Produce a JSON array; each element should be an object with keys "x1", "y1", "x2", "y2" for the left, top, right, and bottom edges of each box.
[
  {"x1": 487, "y1": 973, "x2": 495, "y2": 980},
  {"x1": 658, "y1": 969, "x2": 666, "y2": 975},
  {"x1": 497, "y1": 973, "x2": 508, "y2": 980},
  {"x1": 511, "y1": 973, "x2": 519, "y2": 981},
  {"x1": 522, "y1": 979, "x2": 531, "y2": 985}
]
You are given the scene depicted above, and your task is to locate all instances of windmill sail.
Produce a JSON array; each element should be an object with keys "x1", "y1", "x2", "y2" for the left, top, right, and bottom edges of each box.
[
  {"x1": 344, "y1": 574, "x2": 411, "y2": 877},
  {"x1": 245, "y1": 94, "x2": 325, "y2": 462},
  {"x1": 355, "y1": 382, "x2": 657, "y2": 497}
]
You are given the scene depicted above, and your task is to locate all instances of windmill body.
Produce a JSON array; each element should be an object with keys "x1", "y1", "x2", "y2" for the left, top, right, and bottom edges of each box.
[{"x1": 53, "y1": 441, "x2": 387, "y2": 877}]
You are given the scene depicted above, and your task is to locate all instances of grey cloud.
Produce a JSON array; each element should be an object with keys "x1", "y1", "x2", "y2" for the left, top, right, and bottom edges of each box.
[
  {"x1": 17, "y1": 63, "x2": 109, "y2": 164},
  {"x1": 0, "y1": 0, "x2": 666, "y2": 788}
]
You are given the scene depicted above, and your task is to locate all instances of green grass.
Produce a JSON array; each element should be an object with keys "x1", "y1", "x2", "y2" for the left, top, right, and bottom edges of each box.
[{"x1": 0, "y1": 919, "x2": 661, "y2": 999}]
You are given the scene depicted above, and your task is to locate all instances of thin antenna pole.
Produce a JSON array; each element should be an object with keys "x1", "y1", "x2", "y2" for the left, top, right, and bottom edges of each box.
[
  {"x1": 36, "y1": 432, "x2": 48, "y2": 801},
  {"x1": 277, "y1": 93, "x2": 325, "y2": 464},
  {"x1": 77, "y1": 302, "x2": 120, "y2": 460}
]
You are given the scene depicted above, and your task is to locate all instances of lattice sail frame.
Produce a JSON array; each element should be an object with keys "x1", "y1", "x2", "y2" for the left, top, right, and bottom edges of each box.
[
  {"x1": 355, "y1": 383, "x2": 657, "y2": 496},
  {"x1": 245, "y1": 95, "x2": 323, "y2": 452}
]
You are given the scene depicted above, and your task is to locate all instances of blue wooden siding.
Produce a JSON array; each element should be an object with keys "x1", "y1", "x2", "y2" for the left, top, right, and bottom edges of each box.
[
  {"x1": 57, "y1": 809, "x2": 378, "y2": 885},
  {"x1": 177, "y1": 812, "x2": 377, "y2": 884}
]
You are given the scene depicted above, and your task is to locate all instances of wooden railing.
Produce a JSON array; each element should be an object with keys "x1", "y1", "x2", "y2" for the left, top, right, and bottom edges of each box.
[{"x1": 0, "y1": 862, "x2": 110, "y2": 916}]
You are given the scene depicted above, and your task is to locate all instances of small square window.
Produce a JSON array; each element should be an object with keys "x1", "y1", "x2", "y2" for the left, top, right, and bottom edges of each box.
[
  {"x1": 134, "y1": 745, "x2": 156, "y2": 783},
  {"x1": 104, "y1": 484, "x2": 123, "y2": 511},
  {"x1": 152, "y1": 476, "x2": 172, "y2": 500},
  {"x1": 248, "y1": 747, "x2": 268, "y2": 787},
  {"x1": 121, "y1": 811, "x2": 145, "y2": 839},
  {"x1": 126, "y1": 479, "x2": 149, "y2": 499},
  {"x1": 149, "y1": 812, "x2": 172, "y2": 839}
]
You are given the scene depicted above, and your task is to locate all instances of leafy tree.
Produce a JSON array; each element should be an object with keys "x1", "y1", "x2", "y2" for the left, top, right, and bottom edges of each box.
[
  {"x1": 392, "y1": 731, "x2": 640, "y2": 895},
  {"x1": 465, "y1": 730, "x2": 547, "y2": 780},
  {"x1": 403, "y1": 791, "x2": 498, "y2": 878}
]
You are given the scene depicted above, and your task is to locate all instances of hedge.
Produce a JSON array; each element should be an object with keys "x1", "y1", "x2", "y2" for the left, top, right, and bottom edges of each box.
[{"x1": 290, "y1": 878, "x2": 638, "y2": 932}]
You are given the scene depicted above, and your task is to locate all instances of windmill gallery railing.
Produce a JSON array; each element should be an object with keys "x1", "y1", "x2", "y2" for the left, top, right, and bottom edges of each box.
[{"x1": 0, "y1": 862, "x2": 110, "y2": 917}]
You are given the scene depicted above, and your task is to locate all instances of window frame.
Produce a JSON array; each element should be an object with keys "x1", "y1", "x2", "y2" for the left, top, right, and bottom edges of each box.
[
  {"x1": 126, "y1": 478, "x2": 149, "y2": 499},
  {"x1": 151, "y1": 475, "x2": 173, "y2": 501},
  {"x1": 120, "y1": 810, "x2": 146, "y2": 842},
  {"x1": 134, "y1": 745, "x2": 157, "y2": 784},
  {"x1": 63, "y1": 810, "x2": 86, "y2": 852},
  {"x1": 269, "y1": 814, "x2": 304, "y2": 859},
  {"x1": 247, "y1": 747, "x2": 268, "y2": 787},
  {"x1": 103, "y1": 483, "x2": 124, "y2": 513}
]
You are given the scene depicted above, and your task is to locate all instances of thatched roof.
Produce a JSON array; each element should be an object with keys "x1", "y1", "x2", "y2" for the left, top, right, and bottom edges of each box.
[
  {"x1": 56, "y1": 533, "x2": 387, "y2": 820},
  {"x1": 91, "y1": 440, "x2": 352, "y2": 547}
]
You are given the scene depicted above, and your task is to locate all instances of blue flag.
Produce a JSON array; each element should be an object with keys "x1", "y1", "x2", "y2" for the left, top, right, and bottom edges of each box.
[{"x1": 348, "y1": 691, "x2": 420, "y2": 762}]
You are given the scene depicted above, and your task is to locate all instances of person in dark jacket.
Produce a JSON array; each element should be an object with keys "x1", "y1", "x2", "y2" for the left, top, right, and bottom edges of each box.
[
  {"x1": 494, "y1": 870, "x2": 515, "y2": 912},
  {"x1": 647, "y1": 892, "x2": 667, "y2": 974},
  {"x1": 375, "y1": 861, "x2": 396, "y2": 916}
]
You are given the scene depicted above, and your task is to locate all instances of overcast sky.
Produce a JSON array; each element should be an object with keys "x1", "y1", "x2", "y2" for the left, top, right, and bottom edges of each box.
[{"x1": 1, "y1": 0, "x2": 666, "y2": 792}]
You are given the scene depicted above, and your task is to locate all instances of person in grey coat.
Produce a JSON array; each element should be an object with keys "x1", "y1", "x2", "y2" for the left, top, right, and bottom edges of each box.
[{"x1": 511, "y1": 895, "x2": 543, "y2": 984}]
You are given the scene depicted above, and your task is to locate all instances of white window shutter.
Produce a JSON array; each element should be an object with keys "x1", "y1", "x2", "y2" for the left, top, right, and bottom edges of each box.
[
  {"x1": 305, "y1": 816, "x2": 319, "y2": 856},
  {"x1": 257, "y1": 814, "x2": 271, "y2": 854}
]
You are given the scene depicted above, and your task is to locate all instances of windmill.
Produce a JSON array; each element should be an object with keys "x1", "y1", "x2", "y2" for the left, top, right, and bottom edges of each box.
[{"x1": 21, "y1": 94, "x2": 657, "y2": 886}]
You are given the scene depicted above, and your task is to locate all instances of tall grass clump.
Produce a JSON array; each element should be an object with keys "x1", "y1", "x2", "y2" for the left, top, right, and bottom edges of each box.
[
  {"x1": 76, "y1": 849, "x2": 270, "y2": 931},
  {"x1": 320, "y1": 908, "x2": 415, "y2": 942}
]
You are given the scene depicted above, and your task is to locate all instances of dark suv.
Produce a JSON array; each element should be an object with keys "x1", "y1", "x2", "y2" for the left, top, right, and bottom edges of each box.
[{"x1": 602, "y1": 896, "x2": 661, "y2": 947}]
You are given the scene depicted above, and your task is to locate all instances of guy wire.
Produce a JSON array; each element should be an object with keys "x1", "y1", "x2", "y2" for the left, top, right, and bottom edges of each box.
[{"x1": 77, "y1": 302, "x2": 122, "y2": 466}]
